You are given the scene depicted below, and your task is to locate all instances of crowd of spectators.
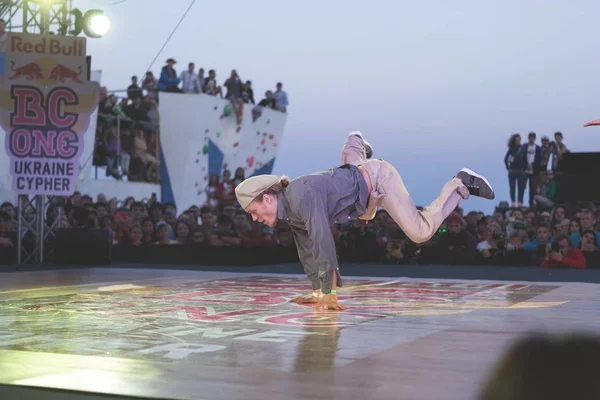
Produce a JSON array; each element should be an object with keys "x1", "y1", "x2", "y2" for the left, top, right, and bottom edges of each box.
[
  {"x1": 1, "y1": 128, "x2": 599, "y2": 268},
  {"x1": 91, "y1": 59, "x2": 290, "y2": 183}
]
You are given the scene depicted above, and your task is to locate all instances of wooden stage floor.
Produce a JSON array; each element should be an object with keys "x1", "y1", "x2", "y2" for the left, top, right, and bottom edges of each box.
[{"x1": 0, "y1": 267, "x2": 598, "y2": 400}]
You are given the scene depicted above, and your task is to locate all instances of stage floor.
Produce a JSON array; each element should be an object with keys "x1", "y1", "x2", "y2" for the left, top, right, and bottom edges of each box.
[{"x1": 0, "y1": 267, "x2": 598, "y2": 400}]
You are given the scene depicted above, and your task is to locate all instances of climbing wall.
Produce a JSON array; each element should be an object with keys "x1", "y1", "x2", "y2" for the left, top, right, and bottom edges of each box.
[{"x1": 158, "y1": 92, "x2": 288, "y2": 210}]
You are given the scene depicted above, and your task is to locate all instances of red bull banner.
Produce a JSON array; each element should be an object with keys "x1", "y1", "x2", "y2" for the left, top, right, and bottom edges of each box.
[{"x1": 0, "y1": 32, "x2": 99, "y2": 196}]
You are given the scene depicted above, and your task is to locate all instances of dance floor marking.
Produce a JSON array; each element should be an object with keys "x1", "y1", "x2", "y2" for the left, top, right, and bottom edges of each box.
[{"x1": 0, "y1": 276, "x2": 567, "y2": 363}]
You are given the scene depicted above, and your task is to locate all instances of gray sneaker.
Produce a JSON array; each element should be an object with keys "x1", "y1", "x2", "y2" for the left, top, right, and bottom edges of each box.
[
  {"x1": 350, "y1": 131, "x2": 373, "y2": 159},
  {"x1": 456, "y1": 168, "x2": 495, "y2": 200}
]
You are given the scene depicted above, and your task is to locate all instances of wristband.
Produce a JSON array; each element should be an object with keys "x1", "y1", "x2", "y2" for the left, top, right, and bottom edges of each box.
[{"x1": 328, "y1": 290, "x2": 337, "y2": 295}]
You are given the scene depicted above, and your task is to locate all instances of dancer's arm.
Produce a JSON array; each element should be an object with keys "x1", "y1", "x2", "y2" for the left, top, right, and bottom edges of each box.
[
  {"x1": 298, "y1": 194, "x2": 339, "y2": 294},
  {"x1": 291, "y1": 228, "x2": 321, "y2": 290}
]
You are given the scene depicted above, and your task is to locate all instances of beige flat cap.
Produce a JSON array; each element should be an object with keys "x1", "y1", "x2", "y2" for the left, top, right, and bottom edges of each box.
[{"x1": 235, "y1": 174, "x2": 280, "y2": 209}]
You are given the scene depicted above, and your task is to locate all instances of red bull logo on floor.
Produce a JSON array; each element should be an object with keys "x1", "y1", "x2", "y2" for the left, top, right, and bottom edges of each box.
[{"x1": 0, "y1": 32, "x2": 98, "y2": 196}]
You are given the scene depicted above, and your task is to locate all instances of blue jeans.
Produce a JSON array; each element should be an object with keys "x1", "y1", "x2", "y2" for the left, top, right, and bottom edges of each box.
[{"x1": 508, "y1": 171, "x2": 526, "y2": 204}]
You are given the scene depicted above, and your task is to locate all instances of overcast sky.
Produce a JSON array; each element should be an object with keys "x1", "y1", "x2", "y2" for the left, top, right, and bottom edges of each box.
[{"x1": 72, "y1": 0, "x2": 600, "y2": 214}]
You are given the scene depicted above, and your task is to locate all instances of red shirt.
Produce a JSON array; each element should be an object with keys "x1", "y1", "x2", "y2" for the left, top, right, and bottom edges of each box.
[
  {"x1": 217, "y1": 180, "x2": 237, "y2": 204},
  {"x1": 541, "y1": 248, "x2": 587, "y2": 269}
]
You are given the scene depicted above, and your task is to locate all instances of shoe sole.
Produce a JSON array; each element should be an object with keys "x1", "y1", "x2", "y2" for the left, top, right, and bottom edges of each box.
[
  {"x1": 459, "y1": 168, "x2": 495, "y2": 199},
  {"x1": 349, "y1": 131, "x2": 373, "y2": 158}
]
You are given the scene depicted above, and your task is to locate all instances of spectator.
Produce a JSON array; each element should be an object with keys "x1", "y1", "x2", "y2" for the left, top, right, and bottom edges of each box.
[
  {"x1": 180, "y1": 62, "x2": 201, "y2": 93},
  {"x1": 142, "y1": 72, "x2": 159, "y2": 103},
  {"x1": 551, "y1": 131, "x2": 569, "y2": 172},
  {"x1": 273, "y1": 82, "x2": 288, "y2": 112},
  {"x1": 155, "y1": 222, "x2": 176, "y2": 245},
  {"x1": 504, "y1": 133, "x2": 527, "y2": 208},
  {"x1": 233, "y1": 167, "x2": 245, "y2": 185},
  {"x1": 190, "y1": 226, "x2": 209, "y2": 246},
  {"x1": 101, "y1": 127, "x2": 127, "y2": 179},
  {"x1": 233, "y1": 211, "x2": 263, "y2": 248},
  {"x1": 534, "y1": 170, "x2": 556, "y2": 209},
  {"x1": 551, "y1": 205, "x2": 567, "y2": 225},
  {"x1": 241, "y1": 81, "x2": 255, "y2": 104},
  {"x1": 199, "y1": 206, "x2": 215, "y2": 235},
  {"x1": 384, "y1": 229, "x2": 410, "y2": 264},
  {"x1": 159, "y1": 58, "x2": 181, "y2": 92},
  {"x1": 197, "y1": 68, "x2": 205, "y2": 93},
  {"x1": 541, "y1": 233, "x2": 586, "y2": 268},
  {"x1": 203, "y1": 69, "x2": 223, "y2": 97},
  {"x1": 124, "y1": 97, "x2": 150, "y2": 123},
  {"x1": 141, "y1": 217, "x2": 155, "y2": 244},
  {"x1": 569, "y1": 219, "x2": 582, "y2": 236},
  {"x1": 174, "y1": 221, "x2": 191, "y2": 245},
  {"x1": 210, "y1": 215, "x2": 242, "y2": 247},
  {"x1": 476, "y1": 222, "x2": 504, "y2": 259},
  {"x1": 524, "y1": 224, "x2": 552, "y2": 255},
  {"x1": 252, "y1": 90, "x2": 277, "y2": 121},
  {"x1": 132, "y1": 127, "x2": 159, "y2": 180},
  {"x1": 128, "y1": 223, "x2": 144, "y2": 248},
  {"x1": 224, "y1": 70, "x2": 245, "y2": 124},
  {"x1": 523, "y1": 132, "x2": 543, "y2": 206},
  {"x1": 432, "y1": 213, "x2": 477, "y2": 265},
  {"x1": 127, "y1": 76, "x2": 143, "y2": 102},
  {"x1": 570, "y1": 209, "x2": 600, "y2": 248},
  {"x1": 579, "y1": 230, "x2": 600, "y2": 267},
  {"x1": 204, "y1": 174, "x2": 220, "y2": 209},
  {"x1": 555, "y1": 218, "x2": 570, "y2": 236},
  {"x1": 216, "y1": 169, "x2": 237, "y2": 205}
]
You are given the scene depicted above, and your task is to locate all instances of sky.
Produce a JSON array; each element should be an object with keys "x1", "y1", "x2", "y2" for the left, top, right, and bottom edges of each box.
[{"x1": 68, "y1": 0, "x2": 600, "y2": 214}]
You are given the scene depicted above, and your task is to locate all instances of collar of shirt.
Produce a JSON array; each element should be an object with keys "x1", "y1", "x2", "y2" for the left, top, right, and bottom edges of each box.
[{"x1": 277, "y1": 192, "x2": 289, "y2": 222}]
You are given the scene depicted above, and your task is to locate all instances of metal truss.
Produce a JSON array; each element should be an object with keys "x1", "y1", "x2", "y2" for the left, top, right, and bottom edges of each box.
[
  {"x1": 0, "y1": 0, "x2": 71, "y2": 35},
  {"x1": 17, "y1": 194, "x2": 62, "y2": 264}
]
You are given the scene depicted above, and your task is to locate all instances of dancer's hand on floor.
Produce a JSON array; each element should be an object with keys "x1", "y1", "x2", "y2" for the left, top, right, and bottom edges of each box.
[
  {"x1": 314, "y1": 294, "x2": 348, "y2": 311},
  {"x1": 290, "y1": 293, "x2": 319, "y2": 304}
]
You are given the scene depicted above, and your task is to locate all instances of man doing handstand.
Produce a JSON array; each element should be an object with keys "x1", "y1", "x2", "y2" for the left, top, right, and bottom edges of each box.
[{"x1": 235, "y1": 131, "x2": 495, "y2": 311}]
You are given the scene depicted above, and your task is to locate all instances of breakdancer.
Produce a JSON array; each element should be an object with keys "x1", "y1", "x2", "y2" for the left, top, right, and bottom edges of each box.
[{"x1": 235, "y1": 131, "x2": 494, "y2": 311}]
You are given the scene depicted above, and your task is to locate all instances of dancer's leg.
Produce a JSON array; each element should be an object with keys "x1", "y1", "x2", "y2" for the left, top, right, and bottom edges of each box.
[
  {"x1": 341, "y1": 131, "x2": 372, "y2": 165},
  {"x1": 377, "y1": 161, "x2": 464, "y2": 243}
]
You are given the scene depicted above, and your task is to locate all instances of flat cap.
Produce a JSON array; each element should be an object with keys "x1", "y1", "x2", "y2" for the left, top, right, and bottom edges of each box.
[{"x1": 235, "y1": 174, "x2": 280, "y2": 209}]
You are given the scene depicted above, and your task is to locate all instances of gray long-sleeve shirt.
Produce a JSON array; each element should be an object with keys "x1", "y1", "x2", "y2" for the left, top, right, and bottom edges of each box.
[{"x1": 276, "y1": 164, "x2": 370, "y2": 292}]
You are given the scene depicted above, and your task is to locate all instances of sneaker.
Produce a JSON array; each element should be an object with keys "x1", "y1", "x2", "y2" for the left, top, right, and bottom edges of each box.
[
  {"x1": 455, "y1": 168, "x2": 495, "y2": 200},
  {"x1": 349, "y1": 131, "x2": 373, "y2": 159}
]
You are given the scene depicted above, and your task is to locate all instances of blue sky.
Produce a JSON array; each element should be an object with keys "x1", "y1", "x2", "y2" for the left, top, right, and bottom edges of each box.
[{"x1": 75, "y1": 0, "x2": 600, "y2": 214}]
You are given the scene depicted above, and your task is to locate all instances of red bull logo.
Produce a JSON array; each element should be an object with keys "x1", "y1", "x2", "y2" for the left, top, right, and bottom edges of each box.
[
  {"x1": 49, "y1": 64, "x2": 82, "y2": 83},
  {"x1": 8, "y1": 61, "x2": 43, "y2": 80},
  {"x1": 8, "y1": 61, "x2": 83, "y2": 83}
]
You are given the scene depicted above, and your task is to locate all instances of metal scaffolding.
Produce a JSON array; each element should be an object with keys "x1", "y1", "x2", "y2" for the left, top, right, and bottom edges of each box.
[
  {"x1": 1, "y1": 0, "x2": 73, "y2": 264},
  {"x1": 16, "y1": 195, "x2": 62, "y2": 264},
  {"x1": 0, "y1": 0, "x2": 72, "y2": 35}
]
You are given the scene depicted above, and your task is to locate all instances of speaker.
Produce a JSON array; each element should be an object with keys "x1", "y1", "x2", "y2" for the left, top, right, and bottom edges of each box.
[
  {"x1": 555, "y1": 152, "x2": 600, "y2": 203},
  {"x1": 53, "y1": 228, "x2": 112, "y2": 265}
]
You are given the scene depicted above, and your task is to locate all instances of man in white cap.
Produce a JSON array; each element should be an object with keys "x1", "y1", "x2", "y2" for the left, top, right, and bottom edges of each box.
[{"x1": 235, "y1": 132, "x2": 494, "y2": 311}]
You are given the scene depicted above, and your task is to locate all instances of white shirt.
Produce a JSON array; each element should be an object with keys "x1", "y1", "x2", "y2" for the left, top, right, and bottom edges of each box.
[
  {"x1": 527, "y1": 144, "x2": 535, "y2": 165},
  {"x1": 179, "y1": 70, "x2": 201, "y2": 93}
]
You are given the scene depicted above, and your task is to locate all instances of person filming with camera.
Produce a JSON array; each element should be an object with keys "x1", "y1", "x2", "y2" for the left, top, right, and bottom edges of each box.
[{"x1": 541, "y1": 233, "x2": 586, "y2": 269}]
